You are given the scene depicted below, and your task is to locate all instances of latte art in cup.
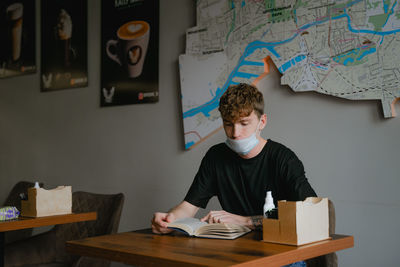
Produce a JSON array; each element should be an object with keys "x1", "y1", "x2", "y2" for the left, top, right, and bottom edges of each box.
[
  {"x1": 117, "y1": 21, "x2": 149, "y2": 40},
  {"x1": 106, "y1": 21, "x2": 150, "y2": 78}
]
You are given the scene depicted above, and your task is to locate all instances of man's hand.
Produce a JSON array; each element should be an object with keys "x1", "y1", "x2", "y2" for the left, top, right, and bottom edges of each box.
[
  {"x1": 151, "y1": 201, "x2": 199, "y2": 234},
  {"x1": 200, "y1": 210, "x2": 252, "y2": 227},
  {"x1": 151, "y1": 212, "x2": 175, "y2": 234}
]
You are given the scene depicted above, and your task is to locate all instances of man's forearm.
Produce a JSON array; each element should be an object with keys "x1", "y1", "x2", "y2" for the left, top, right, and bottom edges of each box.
[{"x1": 168, "y1": 201, "x2": 199, "y2": 220}]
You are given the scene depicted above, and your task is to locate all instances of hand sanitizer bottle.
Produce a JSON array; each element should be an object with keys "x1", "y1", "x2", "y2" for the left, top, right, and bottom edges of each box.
[{"x1": 263, "y1": 191, "x2": 277, "y2": 219}]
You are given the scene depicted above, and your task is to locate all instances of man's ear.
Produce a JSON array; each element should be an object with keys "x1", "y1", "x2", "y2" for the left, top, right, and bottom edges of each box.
[{"x1": 260, "y1": 114, "x2": 267, "y2": 130}]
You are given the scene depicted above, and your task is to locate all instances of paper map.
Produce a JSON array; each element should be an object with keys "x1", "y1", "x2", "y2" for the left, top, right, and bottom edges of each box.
[{"x1": 179, "y1": 0, "x2": 400, "y2": 149}]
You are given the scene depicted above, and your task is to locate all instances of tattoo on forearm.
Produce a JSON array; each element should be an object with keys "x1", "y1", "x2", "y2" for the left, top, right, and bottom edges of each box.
[{"x1": 251, "y1": 215, "x2": 263, "y2": 231}]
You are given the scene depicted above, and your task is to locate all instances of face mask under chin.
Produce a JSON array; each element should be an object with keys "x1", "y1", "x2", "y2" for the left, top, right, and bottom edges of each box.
[
  {"x1": 225, "y1": 120, "x2": 261, "y2": 155},
  {"x1": 225, "y1": 132, "x2": 259, "y2": 155}
]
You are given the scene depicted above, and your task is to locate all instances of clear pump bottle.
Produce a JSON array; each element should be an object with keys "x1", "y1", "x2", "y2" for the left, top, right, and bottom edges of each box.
[{"x1": 263, "y1": 191, "x2": 278, "y2": 219}]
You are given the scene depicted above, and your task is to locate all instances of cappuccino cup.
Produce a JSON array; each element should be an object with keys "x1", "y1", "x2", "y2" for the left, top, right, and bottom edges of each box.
[
  {"x1": 106, "y1": 21, "x2": 150, "y2": 78},
  {"x1": 6, "y1": 3, "x2": 23, "y2": 62}
]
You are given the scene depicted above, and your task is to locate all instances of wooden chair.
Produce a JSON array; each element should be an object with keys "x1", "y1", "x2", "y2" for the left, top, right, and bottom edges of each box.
[{"x1": 5, "y1": 191, "x2": 124, "y2": 267}]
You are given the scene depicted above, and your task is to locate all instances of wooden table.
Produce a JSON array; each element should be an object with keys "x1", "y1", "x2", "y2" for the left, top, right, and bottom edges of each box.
[
  {"x1": 0, "y1": 212, "x2": 97, "y2": 267},
  {"x1": 66, "y1": 229, "x2": 354, "y2": 266}
]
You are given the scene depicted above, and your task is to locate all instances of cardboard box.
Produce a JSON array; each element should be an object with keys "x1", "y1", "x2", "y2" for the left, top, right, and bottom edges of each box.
[
  {"x1": 263, "y1": 197, "x2": 329, "y2": 246},
  {"x1": 21, "y1": 186, "x2": 72, "y2": 217}
]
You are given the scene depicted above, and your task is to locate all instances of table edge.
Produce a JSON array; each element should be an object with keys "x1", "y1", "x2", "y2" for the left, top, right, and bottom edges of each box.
[
  {"x1": 0, "y1": 212, "x2": 97, "y2": 232},
  {"x1": 232, "y1": 235, "x2": 354, "y2": 267}
]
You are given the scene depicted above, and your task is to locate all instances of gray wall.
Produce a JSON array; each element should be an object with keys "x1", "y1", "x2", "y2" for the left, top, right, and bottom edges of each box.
[{"x1": 1, "y1": 1, "x2": 399, "y2": 266}]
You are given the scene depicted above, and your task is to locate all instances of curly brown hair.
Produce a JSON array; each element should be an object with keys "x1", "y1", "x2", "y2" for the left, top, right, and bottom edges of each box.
[{"x1": 218, "y1": 83, "x2": 264, "y2": 122}]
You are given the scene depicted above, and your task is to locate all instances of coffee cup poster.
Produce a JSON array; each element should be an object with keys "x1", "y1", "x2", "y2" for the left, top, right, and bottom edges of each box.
[
  {"x1": 101, "y1": 0, "x2": 159, "y2": 106},
  {"x1": 0, "y1": 0, "x2": 36, "y2": 79},
  {"x1": 41, "y1": 0, "x2": 88, "y2": 91}
]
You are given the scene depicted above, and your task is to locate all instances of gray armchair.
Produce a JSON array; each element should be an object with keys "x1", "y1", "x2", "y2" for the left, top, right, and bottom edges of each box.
[
  {"x1": 305, "y1": 199, "x2": 338, "y2": 267},
  {"x1": 5, "y1": 191, "x2": 124, "y2": 267}
]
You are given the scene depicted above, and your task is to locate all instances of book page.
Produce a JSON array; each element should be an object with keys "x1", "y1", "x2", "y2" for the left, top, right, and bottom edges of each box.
[
  {"x1": 198, "y1": 223, "x2": 249, "y2": 232},
  {"x1": 168, "y1": 218, "x2": 251, "y2": 239},
  {"x1": 167, "y1": 218, "x2": 208, "y2": 235},
  {"x1": 195, "y1": 223, "x2": 251, "y2": 239},
  {"x1": 195, "y1": 231, "x2": 250, "y2": 240}
]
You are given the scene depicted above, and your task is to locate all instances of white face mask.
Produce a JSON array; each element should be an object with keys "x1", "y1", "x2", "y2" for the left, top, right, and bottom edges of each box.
[{"x1": 225, "y1": 121, "x2": 261, "y2": 155}]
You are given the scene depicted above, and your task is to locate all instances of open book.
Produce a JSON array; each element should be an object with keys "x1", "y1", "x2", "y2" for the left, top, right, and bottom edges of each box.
[{"x1": 167, "y1": 218, "x2": 251, "y2": 239}]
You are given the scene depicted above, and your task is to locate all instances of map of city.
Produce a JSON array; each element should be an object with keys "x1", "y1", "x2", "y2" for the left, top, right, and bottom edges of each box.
[{"x1": 179, "y1": 0, "x2": 400, "y2": 149}]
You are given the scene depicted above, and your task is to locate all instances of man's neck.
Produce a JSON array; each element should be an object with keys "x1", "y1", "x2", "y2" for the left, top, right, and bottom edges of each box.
[{"x1": 239, "y1": 138, "x2": 267, "y2": 159}]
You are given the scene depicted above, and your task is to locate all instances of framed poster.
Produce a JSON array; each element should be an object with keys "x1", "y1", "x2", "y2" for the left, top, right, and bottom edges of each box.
[
  {"x1": 41, "y1": 0, "x2": 88, "y2": 91},
  {"x1": 0, "y1": 0, "x2": 36, "y2": 78},
  {"x1": 101, "y1": 0, "x2": 159, "y2": 106}
]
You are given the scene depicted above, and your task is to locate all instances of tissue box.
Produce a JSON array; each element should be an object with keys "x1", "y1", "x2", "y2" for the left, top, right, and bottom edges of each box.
[
  {"x1": 21, "y1": 186, "x2": 72, "y2": 217},
  {"x1": 263, "y1": 197, "x2": 329, "y2": 246}
]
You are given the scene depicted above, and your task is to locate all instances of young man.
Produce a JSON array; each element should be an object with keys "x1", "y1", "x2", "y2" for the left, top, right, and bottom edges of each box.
[{"x1": 152, "y1": 83, "x2": 316, "y2": 234}]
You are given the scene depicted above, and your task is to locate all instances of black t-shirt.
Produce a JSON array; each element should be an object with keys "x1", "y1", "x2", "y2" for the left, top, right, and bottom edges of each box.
[{"x1": 184, "y1": 139, "x2": 317, "y2": 216}]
